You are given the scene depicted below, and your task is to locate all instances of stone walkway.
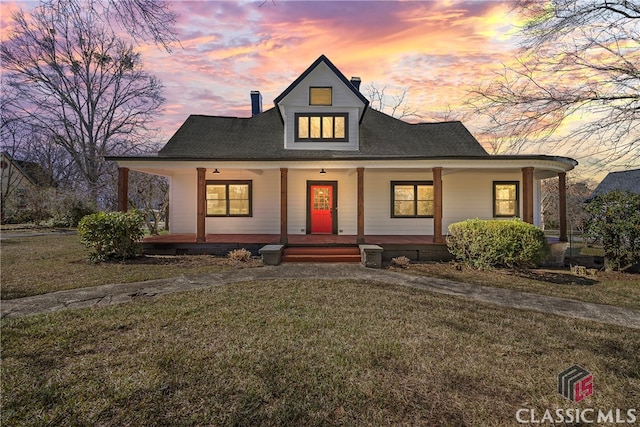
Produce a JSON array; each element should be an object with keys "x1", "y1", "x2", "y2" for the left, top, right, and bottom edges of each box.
[{"x1": 2, "y1": 263, "x2": 640, "y2": 329}]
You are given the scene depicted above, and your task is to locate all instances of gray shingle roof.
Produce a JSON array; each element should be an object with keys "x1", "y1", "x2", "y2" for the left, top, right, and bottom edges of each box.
[
  {"x1": 590, "y1": 168, "x2": 640, "y2": 198},
  {"x1": 157, "y1": 107, "x2": 488, "y2": 160}
]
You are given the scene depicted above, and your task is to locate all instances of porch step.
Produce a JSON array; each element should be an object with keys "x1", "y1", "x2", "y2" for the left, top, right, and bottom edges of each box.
[{"x1": 282, "y1": 246, "x2": 361, "y2": 263}]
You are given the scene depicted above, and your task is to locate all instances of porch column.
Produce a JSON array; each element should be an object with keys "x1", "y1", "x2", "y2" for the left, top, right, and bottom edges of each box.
[
  {"x1": 433, "y1": 167, "x2": 443, "y2": 243},
  {"x1": 522, "y1": 167, "x2": 534, "y2": 224},
  {"x1": 196, "y1": 167, "x2": 206, "y2": 243},
  {"x1": 357, "y1": 167, "x2": 365, "y2": 244},
  {"x1": 280, "y1": 168, "x2": 288, "y2": 244},
  {"x1": 117, "y1": 167, "x2": 129, "y2": 212},
  {"x1": 559, "y1": 172, "x2": 568, "y2": 242}
]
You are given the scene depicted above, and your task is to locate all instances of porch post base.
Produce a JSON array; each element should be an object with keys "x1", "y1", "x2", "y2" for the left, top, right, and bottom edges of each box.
[
  {"x1": 259, "y1": 244, "x2": 285, "y2": 266},
  {"x1": 359, "y1": 244, "x2": 383, "y2": 269}
]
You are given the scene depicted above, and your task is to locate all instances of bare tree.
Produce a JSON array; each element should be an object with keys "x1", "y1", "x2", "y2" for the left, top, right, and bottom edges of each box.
[
  {"x1": 44, "y1": 0, "x2": 179, "y2": 52},
  {"x1": 1, "y1": 123, "x2": 28, "y2": 223},
  {"x1": 541, "y1": 176, "x2": 595, "y2": 235},
  {"x1": 366, "y1": 83, "x2": 421, "y2": 120},
  {"x1": 470, "y1": 0, "x2": 639, "y2": 166},
  {"x1": 128, "y1": 171, "x2": 170, "y2": 235},
  {"x1": 1, "y1": 3, "x2": 164, "y2": 204}
]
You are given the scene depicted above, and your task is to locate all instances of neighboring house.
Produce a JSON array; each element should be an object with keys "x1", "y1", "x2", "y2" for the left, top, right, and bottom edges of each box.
[
  {"x1": 109, "y1": 55, "x2": 577, "y2": 259},
  {"x1": 590, "y1": 168, "x2": 640, "y2": 199},
  {"x1": 0, "y1": 152, "x2": 52, "y2": 223}
]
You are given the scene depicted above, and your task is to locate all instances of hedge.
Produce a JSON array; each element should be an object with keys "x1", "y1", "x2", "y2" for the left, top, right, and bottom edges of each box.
[{"x1": 447, "y1": 218, "x2": 549, "y2": 269}]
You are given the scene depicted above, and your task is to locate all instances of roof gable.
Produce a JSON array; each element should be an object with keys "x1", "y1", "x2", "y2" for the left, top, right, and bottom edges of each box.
[
  {"x1": 1, "y1": 152, "x2": 53, "y2": 187},
  {"x1": 273, "y1": 54, "x2": 369, "y2": 123}
]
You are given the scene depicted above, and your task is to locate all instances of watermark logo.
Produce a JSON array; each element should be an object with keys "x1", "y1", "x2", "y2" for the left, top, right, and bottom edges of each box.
[
  {"x1": 558, "y1": 364, "x2": 593, "y2": 402},
  {"x1": 516, "y1": 365, "x2": 636, "y2": 424}
]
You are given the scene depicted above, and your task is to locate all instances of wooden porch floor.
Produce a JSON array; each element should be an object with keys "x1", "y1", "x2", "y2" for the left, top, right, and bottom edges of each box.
[{"x1": 142, "y1": 234, "x2": 437, "y2": 245}]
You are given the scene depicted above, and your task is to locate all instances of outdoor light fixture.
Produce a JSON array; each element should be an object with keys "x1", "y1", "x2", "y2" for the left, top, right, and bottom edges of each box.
[
  {"x1": 212, "y1": 168, "x2": 220, "y2": 174},
  {"x1": 320, "y1": 168, "x2": 327, "y2": 175}
]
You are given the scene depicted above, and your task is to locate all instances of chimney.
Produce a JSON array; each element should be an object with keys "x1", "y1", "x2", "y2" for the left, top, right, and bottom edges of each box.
[
  {"x1": 350, "y1": 77, "x2": 361, "y2": 91},
  {"x1": 250, "y1": 91, "x2": 262, "y2": 116}
]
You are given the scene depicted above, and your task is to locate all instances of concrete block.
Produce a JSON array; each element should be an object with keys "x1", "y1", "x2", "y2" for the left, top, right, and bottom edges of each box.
[
  {"x1": 359, "y1": 244, "x2": 383, "y2": 269},
  {"x1": 259, "y1": 244, "x2": 285, "y2": 266}
]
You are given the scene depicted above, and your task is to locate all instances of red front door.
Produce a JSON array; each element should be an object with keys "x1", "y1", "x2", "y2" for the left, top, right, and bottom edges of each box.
[{"x1": 310, "y1": 184, "x2": 333, "y2": 234}]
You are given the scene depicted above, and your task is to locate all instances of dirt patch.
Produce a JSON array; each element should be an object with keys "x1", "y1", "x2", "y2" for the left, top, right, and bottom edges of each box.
[{"x1": 504, "y1": 269, "x2": 598, "y2": 286}]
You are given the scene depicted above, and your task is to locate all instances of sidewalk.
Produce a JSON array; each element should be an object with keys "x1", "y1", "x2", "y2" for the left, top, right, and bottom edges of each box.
[{"x1": 2, "y1": 263, "x2": 640, "y2": 329}]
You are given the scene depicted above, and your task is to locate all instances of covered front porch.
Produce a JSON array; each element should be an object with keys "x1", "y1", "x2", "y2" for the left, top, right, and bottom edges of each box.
[
  {"x1": 141, "y1": 233, "x2": 449, "y2": 261},
  {"x1": 115, "y1": 159, "x2": 572, "y2": 247}
]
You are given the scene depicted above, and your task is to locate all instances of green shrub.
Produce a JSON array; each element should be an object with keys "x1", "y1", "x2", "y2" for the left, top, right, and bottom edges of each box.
[
  {"x1": 78, "y1": 211, "x2": 145, "y2": 262},
  {"x1": 586, "y1": 190, "x2": 640, "y2": 272},
  {"x1": 447, "y1": 218, "x2": 549, "y2": 269}
]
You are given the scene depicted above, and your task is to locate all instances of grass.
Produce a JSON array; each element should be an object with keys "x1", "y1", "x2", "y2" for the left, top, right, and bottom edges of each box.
[
  {"x1": 404, "y1": 263, "x2": 640, "y2": 311},
  {"x1": 0, "y1": 234, "x2": 260, "y2": 299},
  {"x1": 2, "y1": 279, "x2": 639, "y2": 426},
  {"x1": 3, "y1": 232, "x2": 639, "y2": 310}
]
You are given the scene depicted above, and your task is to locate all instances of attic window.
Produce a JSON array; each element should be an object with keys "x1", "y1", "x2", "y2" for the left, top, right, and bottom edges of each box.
[
  {"x1": 295, "y1": 113, "x2": 348, "y2": 142},
  {"x1": 309, "y1": 87, "x2": 332, "y2": 106}
]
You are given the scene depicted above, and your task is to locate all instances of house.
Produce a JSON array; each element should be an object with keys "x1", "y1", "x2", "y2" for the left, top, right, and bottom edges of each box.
[
  {"x1": 0, "y1": 152, "x2": 53, "y2": 223},
  {"x1": 108, "y1": 55, "x2": 577, "y2": 263},
  {"x1": 590, "y1": 168, "x2": 640, "y2": 199}
]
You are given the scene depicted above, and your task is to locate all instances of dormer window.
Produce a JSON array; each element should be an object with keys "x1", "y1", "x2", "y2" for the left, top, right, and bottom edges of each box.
[
  {"x1": 295, "y1": 113, "x2": 348, "y2": 142},
  {"x1": 309, "y1": 87, "x2": 332, "y2": 105}
]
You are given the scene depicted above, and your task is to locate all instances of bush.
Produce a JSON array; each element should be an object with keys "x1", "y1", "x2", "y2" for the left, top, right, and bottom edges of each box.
[
  {"x1": 78, "y1": 211, "x2": 145, "y2": 262},
  {"x1": 228, "y1": 248, "x2": 253, "y2": 262},
  {"x1": 586, "y1": 191, "x2": 640, "y2": 272},
  {"x1": 390, "y1": 256, "x2": 411, "y2": 268},
  {"x1": 447, "y1": 218, "x2": 549, "y2": 269}
]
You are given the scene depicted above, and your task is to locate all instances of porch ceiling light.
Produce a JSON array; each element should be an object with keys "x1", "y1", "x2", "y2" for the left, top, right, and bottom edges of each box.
[
  {"x1": 212, "y1": 168, "x2": 220, "y2": 174},
  {"x1": 320, "y1": 168, "x2": 327, "y2": 175}
]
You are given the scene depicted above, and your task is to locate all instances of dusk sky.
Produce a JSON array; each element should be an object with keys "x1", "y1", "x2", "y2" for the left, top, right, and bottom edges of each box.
[{"x1": 3, "y1": 1, "x2": 633, "y2": 178}]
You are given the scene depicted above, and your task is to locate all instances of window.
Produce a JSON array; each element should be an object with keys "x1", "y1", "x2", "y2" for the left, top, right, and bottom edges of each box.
[
  {"x1": 206, "y1": 181, "x2": 252, "y2": 217},
  {"x1": 391, "y1": 181, "x2": 434, "y2": 218},
  {"x1": 309, "y1": 87, "x2": 332, "y2": 105},
  {"x1": 295, "y1": 113, "x2": 348, "y2": 142},
  {"x1": 493, "y1": 181, "x2": 519, "y2": 217}
]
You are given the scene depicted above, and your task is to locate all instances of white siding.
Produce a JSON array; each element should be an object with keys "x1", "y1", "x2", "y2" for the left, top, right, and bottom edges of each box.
[
  {"x1": 363, "y1": 169, "x2": 525, "y2": 235},
  {"x1": 364, "y1": 170, "x2": 435, "y2": 235},
  {"x1": 169, "y1": 169, "x2": 280, "y2": 234},
  {"x1": 278, "y1": 62, "x2": 364, "y2": 151},
  {"x1": 168, "y1": 168, "x2": 532, "y2": 236},
  {"x1": 533, "y1": 179, "x2": 542, "y2": 228},
  {"x1": 287, "y1": 169, "x2": 357, "y2": 235},
  {"x1": 170, "y1": 172, "x2": 197, "y2": 233},
  {"x1": 442, "y1": 170, "x2": 523, "y2": 232}
]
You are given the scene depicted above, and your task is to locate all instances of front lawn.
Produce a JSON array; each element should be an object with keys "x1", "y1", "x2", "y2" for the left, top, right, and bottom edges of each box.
[
  {"x1": 0, "y1": 234, "x2": 259, "y2": 299},
  {"x1": 405, "y1": 263, "x2": 640, "y2": 311},
  {"x1": 2, "y1": 279, "x2": 638, "y2": 426},
  {"x1": 2, "y1": 233, "x2": 639, "y2": 311}
]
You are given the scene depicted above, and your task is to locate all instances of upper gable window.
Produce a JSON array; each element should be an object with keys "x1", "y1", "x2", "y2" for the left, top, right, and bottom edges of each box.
[
  {"x1": 295, "y1": 113, "x2": 348, "y2": 142},
  {"x1": 309, "y1": 87, "x2": 332, "y2": 106}
]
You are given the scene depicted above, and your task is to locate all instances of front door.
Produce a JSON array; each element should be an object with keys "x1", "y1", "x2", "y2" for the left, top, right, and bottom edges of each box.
[{"x1": 309, "y1": 182, "x2": 337, "y2": 234}]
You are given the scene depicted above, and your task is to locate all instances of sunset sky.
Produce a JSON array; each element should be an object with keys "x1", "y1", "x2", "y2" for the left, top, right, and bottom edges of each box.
[
  {"x1": 146, "y1": 1, "x2": 519, "y2": 136},
  {"x1": 2, "y1": 1, "x2": 634, "y2": 178}
]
